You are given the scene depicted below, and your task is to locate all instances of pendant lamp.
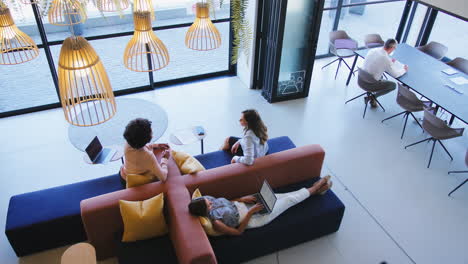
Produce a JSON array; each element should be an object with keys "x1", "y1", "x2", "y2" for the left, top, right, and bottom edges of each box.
[
  {"x1": 95, "y1": 0, "x2": 130, "y2": 12},
  {"x1": 123, "y1": 11, "x2": 169, "y2": 72},
  {"x1": 48, "y1": 0, "x2": 87, "y2": 26},
  {"x1": 58, "y1": 36, "x2": 116, "y2": 126},
  {"x1": 0, "y1": 7, "x2": 39, "y2": 65},
  {"x1": 185, "y1": 2, "x2": 221, "y2": 51}
]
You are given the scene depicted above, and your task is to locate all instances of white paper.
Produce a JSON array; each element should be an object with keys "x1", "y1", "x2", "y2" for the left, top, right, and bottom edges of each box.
[
  {"x1": 390, "y1": 60, "x2": 406, "y2": 78},
  {"x1": 449, "y1": 77, "x2": 468, "y2": 85},
  {"x1": 174, "y1": 129, "x2": 196, "y2": 144},
  {"x1": 442, "y1": 68, "x2": 458, "y2": 75}
]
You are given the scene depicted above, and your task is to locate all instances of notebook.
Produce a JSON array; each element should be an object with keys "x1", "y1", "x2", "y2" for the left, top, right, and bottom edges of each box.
[
  {"x1": 85, "y1": 136, "x2": 116, "y2": 164},
  {"x1": 252, "y1": 180, "x2": 277, "y2": 215}
]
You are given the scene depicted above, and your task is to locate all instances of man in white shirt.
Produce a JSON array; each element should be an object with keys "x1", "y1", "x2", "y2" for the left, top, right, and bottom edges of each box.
[{"x1": 361, "y1": 39, "x2": 408, "y2": 107}]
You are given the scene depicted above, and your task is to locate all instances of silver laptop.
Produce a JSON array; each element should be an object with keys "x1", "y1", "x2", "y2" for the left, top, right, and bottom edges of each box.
[
  {"x1": 85, "y1": 136, "x2": 116, "y2": 164},
  {"x1": 252, "y1": 180, "x2": 277, "y2": 215}
]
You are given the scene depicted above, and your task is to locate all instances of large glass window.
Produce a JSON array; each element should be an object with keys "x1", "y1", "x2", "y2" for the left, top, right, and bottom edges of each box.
[
  {"x1": 428, "y1": 12, "x2": 468, "y2": 59},
  {"x1": 403, "y1": 3, "x2": 428, "y2": 46},
  {"x1": 316, "y1": 0, "x2": 406, "y2": 56},
  {"x1": 338, "y1": 1, "x2": 406, "y2": 46},
  {"x1": 316, "y1": 9, "x2": 337, "y2": 55},
  {"x1": 0, "y1": 50, "x2": 58, "y2": 113},
  {"x1": 1, "y1": 1, "x2": 232, "y2": 115}
]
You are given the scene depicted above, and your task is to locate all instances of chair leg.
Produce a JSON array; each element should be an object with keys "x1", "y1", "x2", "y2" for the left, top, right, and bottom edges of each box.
[
  {"x1": 427, "y1": 140, "x2": 436, "y2": 168},
  {"x1": 437, "y1": 140, "x2": 453, "y2": 161},
  {"x1": 345, "y1": 92, "x2": 367, "y2": 104},
  {"x1": 381, "y1": 111, "x2": 406, "y2": 123},
  {"x1": 405, "y1": 137, "x2": 432, "y2": 149},
  {"x1": 409, "y1": 112, "x2": 423, "y2": 129},
  {"x1": 370, "y1": 94, "x2": 385, "y2": 112},
  {"x1": 335, "y1": 59, "x2": 342, "y2": 80},
  {"x1": 363, "y1": 99, "x2": 368, "y2": 119},
  {"x1": 342, "y1": 59, "x2": 355, "y2": 76},
  {"x1": 321, "y1": 58, "x2": 340, "y2": 69},
  {"x1": 401, "y1": 113, "x2": 409, "y2": 139},
  {"x1": 448, "y1": 170, "x2": 468, "y2": 174},
  {"x1": 448, "y1": 179, "x2": 468, "y2": 196}
]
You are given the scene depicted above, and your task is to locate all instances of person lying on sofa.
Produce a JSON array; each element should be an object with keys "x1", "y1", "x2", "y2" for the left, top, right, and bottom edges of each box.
[
  {"x1": 120, "y1": 118, "x2": 171, "y2": 187},
  {"x1": 221, "y1": 109, "x2": 269, "y2": 165},
  {"x1": 188, "y1": 176, "x2": 333, "y2": 235}
]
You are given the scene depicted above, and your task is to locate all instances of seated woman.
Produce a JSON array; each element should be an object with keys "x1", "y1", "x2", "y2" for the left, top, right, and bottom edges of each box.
[
  {"x1": 222, "y1": 109, "x2": 269, "y2": 165},
  {"x1": 120, "y1": 118, "x2": 170, "y2": 186},
  {"x1": 188, "y1": 176, "x2": 332, "y2": 235}
]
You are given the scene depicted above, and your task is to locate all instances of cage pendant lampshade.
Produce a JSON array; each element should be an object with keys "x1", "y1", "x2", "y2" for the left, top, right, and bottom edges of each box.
[
  {"x1": 58, "y1": 36, "x2": 116, "y2": 126},
  {"x1": 95, "y1": 0, "x2": 130, "y2": 12},
  {"x1": 185, "y1": 2, "x2": 221, "y2": 51},
  {"x1": 123, "y1": 11, "x2": 169, "y2": 72},
  {"x1": 134, "y1": 0, "x2": 154, "y2": 20},
  {"x1": 48, "y1": 0, "x2": 87, "y2": 26},
  {"x1": 0, "y1": 8, "x2": 39, "y2": 65}
]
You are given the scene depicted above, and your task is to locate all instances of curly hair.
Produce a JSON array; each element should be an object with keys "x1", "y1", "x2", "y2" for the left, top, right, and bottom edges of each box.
[
  {"x1": 242, "y1": 109, "x2": 268, "y2": 145},
  {"x1": 123, "y1": 118, "x2": 153, "y2": 149}
]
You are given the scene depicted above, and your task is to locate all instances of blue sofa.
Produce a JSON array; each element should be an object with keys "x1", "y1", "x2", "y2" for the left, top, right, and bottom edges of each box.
[{"x1": 4, "y1": 136, "x2": 302, "y2": 257}]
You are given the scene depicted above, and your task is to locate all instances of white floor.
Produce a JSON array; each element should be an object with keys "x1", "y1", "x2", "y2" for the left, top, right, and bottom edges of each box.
[{"x1": 0, "y1": 57, "x2": 467, "y2": 264}]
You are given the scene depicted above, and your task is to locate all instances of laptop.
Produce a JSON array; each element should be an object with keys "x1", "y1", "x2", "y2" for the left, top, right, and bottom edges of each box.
[
  {"x1": 252, "y1": 180, "x2": 277, "y2": 215},
  {"x1": 85, "y1": 136, "x2": 116, "y2": 164}
]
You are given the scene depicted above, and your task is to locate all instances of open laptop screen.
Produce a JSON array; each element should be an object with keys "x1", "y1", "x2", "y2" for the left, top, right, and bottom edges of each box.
[
  {"x1": 260, "y1": 181, "x2": 277, "y2": 211},
  {"x1": 85, "y1": 136, "x2": 102, "y2": 162}
]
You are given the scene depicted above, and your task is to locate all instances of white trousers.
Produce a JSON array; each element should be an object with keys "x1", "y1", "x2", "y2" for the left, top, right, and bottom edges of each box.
[{"x1": 237, "y1": 188, "x2": 310, "y2": 229}]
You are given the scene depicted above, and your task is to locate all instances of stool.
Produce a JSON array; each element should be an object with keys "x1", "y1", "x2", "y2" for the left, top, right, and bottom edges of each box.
[{"x1": 61, "y1": 242, "x2": 96, "y2": 264}]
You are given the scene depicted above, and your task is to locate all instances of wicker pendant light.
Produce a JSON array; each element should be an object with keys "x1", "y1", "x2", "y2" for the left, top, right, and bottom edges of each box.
[
  {"x1": 0, "y1": 7, "x2": 39, "y2": 65},
  {"x1": 185, "y1": 2, "x2": 221, "y2": 51},
  {"x1": 58, "y1": 36, "x2": 116, "y2": 126},
  {"x1": 48, "y1": 0, "x2": 87, "y2": 26},
  {"x1": 95, "y1": 0, "x2": 130, "y2": 12},
  {"x1": 123, "y1": 11, "x2": 169, "y2": 72}
]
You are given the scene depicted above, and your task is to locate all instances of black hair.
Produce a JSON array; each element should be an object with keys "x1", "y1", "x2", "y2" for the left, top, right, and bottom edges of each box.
[
  {"x1": 188, "y1": 197, "x2": 208, "y2": 217},
  {"x1": 384, "y1": 39, "x2": 397, "y2": 50},
  {"x1": 242, "y1": 109, "x2": 268, "y2": 145},
  {"x1": 123, "y1": 118, "x2": 153, "y2": 149}
]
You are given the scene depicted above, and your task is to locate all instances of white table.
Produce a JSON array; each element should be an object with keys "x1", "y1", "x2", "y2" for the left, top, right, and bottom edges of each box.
[{"x1": 170, "y1": 126, "x2": 207, "y2": 154}]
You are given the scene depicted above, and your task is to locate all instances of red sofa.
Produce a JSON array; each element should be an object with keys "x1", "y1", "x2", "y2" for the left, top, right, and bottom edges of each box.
[{"x1": 81, "y1": 142, "x2": 345, "y2": 263}]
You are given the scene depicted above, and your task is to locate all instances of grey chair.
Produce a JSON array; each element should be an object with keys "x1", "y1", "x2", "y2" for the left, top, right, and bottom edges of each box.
[
  {"x1": 322, "y1": 30, "x2": 358, "y2": 79},
  {"x1": 405, "y1": 108, "x2": 465, "y2": 168},
  {"x1": 382, "y1": 84, "x2": 431, "y2": 139},
  {"x1": 448, "y1": 149, "x2": 468, "y2": 196},
  {"x1": 417, "y1": 41, "x2": 448, "y2": 60},
  {"x1": 364, "y1": 33, "x2": 384, "y2": 48},
  {"x1": 446, "y1": 57, "x2": 468, "y2": 75},
  {"x1": 345, "y1": 68, "x2": 386, "y2": 118}
]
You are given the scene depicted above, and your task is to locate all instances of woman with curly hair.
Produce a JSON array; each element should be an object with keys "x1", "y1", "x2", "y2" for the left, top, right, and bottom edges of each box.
[
  {"x1": 222, "y1": 109, "x2": 269, "y2": 165},
  {"x1": 120, "y1": 118, "x2": 170, "y2": 186}
]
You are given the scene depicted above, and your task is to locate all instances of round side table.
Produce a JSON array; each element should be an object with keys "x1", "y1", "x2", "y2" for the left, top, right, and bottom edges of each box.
[
  {"x1": 170, "y1": 126, "x2": 207, "y2": 154},
  {"x1": 61, "y1": 242, "x2": 96, "y2": 264}
]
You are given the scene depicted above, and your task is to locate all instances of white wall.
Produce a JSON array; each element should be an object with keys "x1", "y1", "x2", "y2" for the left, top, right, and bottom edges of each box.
[
  {"x1": 418, "y1": 0, "x2": 468, "y2": 19},
  {"x1": 236, "y1": 0, "x2": 258, "y2": 89}
]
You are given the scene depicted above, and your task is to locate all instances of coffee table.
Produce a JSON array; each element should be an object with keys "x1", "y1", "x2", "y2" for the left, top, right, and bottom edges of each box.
[{"x1": 170, "y1": 126, "x2": 207, "y2": 154}]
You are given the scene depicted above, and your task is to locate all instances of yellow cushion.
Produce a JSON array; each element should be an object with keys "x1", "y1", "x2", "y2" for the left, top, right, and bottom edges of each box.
[
  {"x1": 119, "y1": 193, "x2": 168, "y2": 242},
  {"x1": 192, "y1": 189, "x2": 222, "y2": 236},
  {"x1": 126, "y1": 174, "x2": 153, "y2": 188},
  {"x1": 171, "y1": 150, "x2": 205, "y2": 174}
]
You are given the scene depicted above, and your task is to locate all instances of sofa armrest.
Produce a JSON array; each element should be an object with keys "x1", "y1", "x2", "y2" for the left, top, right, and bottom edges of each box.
[
  {"x1": 81, "y1": 181, "x2": 167, "y2": 260},
  {"x1": 166, "y1": 182, "x2": 217, "y2": 264}
]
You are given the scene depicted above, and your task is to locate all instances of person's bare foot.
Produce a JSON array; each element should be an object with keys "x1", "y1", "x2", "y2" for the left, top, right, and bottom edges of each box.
[
  {"x1": 307, "y1": 176, "x2": 329, "y2": 195},
  {"x1": 317, "y1": 180, "x2": 333, "y2": 195}
]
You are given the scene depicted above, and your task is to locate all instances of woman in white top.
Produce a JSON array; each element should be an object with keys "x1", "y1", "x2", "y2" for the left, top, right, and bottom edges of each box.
[
  {"x1": 222, "y1": 109, "x2": 269, "y2": 165},
  {"x1": 120, "y1": 118, "x2": 170, "y2": 187}
]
